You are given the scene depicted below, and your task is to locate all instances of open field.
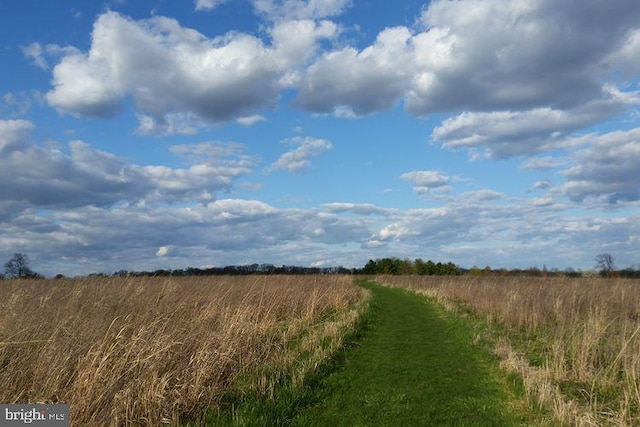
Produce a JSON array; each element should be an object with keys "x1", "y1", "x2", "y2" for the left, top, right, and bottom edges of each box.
[
  {"x1": 0, "y1": 275, "x2": 368, "y2": 426},
  {"x1": 378, "y1": 275, "x2": 640, "y2": 426}
]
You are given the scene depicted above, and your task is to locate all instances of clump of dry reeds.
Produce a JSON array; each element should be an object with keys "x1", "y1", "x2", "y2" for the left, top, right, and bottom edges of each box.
[
  {"x1": 378, "y1": 275, "x2": 640, "y2": 426},
  {"x1": 0, "y1": 275, "x2": 367, "y2": 426}
]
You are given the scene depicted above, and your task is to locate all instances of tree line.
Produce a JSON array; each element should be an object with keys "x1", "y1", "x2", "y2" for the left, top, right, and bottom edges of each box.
[
  {"x1": 3, "y1": 252, "x2": 640, "y2": 279},
  {"x1": 106, "y1": 264, "x2": 353, "y2": 278},
  {"x1": 361, "y1": 258, "x2": 461, "y2": 275},
  {"x1": 119, "y1": 258, "x2": 463, "y2": 278}
]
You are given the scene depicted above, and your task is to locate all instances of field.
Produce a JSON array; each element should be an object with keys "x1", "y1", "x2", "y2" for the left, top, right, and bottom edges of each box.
[
  {"x1": 4, "y1": 273, "x2": 640, "y2": 426},
  {"x1": 0, "y1": 275, "x2": 369, "y2": 425},
  {"x1": 378, "y1": 275, "x2": 640, "y2": 426}
]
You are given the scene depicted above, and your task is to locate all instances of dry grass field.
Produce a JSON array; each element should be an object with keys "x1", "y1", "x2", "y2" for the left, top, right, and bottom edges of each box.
[
  {"x1": 379, "y1": 275, "x2": 640, "y2": 426},
  {"x1": 0, "y1": 275, "x2": 368, "y2": 426}
]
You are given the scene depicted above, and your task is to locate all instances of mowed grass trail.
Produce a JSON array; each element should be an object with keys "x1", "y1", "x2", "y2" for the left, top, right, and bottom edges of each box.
[{"x1": 292, "y1": 281, "x2": 529, "y2": 426}]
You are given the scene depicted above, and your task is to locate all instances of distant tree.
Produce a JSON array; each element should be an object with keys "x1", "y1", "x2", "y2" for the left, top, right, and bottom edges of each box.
[
  {"x1": 595, "y1": 253, "x2": 615, "y2": 277},
  {"x1": 113, "y1": 269, "x2": 131, "y2": 277},
  {"x1": 4, "y1": 253, "x2": 41, "y2": 279},
  {"x1": 398, "y1": 258, "x2": 415, "y2": 275},
  {"x1": 469, "y1": 265, "x2": 483, "y2": 276},
  {"x1": 425, "y1": 260, "x2": 436, "y2": 275}
]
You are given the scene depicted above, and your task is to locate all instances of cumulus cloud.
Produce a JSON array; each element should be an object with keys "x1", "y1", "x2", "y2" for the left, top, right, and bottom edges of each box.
[
  {"x1": 266, "y1": 136, "x2": 332, "y2": 173},
  {"x1": 431, "y1": 88, "x2": 639, "y2": 158},
  {"x1": 46, "y1": 11, "x2": 337, "y2": 134},
  {"x1": 292, "y1": 0, "x2": 640, "y2": 126},
  {"x1": 459, "y1": 190, "x2": 504, "y2": 202},
  {"x1": 22, "y1": 43, "x2": 48, "y2": 70},
  {"x1": 400, "y1": 170, "x2": 452, "y2": 196},
  {"x1": 2, "y1": 185, "x2": 639, "y2": 275},
  {"x1": 0, "y1": 198, "x2": 374, "y2": 275},
  {"x1": 252, "y1": 0, "x2": 352, "y2": 21},
  {"x1": 22, "y1": 43, "x2": 80, "y2": 70},
  {"x1": 0, "y1": 119, "x2": 33, "y2": 152},
  {"x1": 533, "y1": 180, "x2": 554, "y2": 191},
  {"x1": 520, "y1": 157, "x2": 567, "y2": 171},
  {"x1": 560, "y1": 128, "x2": 640, "y2": 203},
  {"x1": 364, "y1": 206, "x2": 471, "y2": 249},
  {"x1": 0, "y1": 120, "x2": 256, "y2": 212},
  {"x1": 359, "y1": 193, "x2": 640, "y2": 270},
  {"x1": 294, "y1": 26, "x2": 412, "y2": 115},
  {"x1": 604, "y1": 28, "x2": 640, "y2": 78},
  {"x1": 406, "y1": 0, "x2": 640, "y2": 114},
  {"x1": 1, "y1": 92, "x2": 42, "y2": 117},
  {"x1": 322, "y1": 203, "x2": 395, "y2": 216},
  {"x1": 41, "y1": 1, "x2": 640, "y2": 142},
  {"x1": 236, "y1": 114, "x2": 267, "y2": 126},
  {"x1": 194, "y1": 0, "x2": 229, "y2": 11},
  {"x1": 156, "y1": 245, "x2": 176, "y2": 257}
]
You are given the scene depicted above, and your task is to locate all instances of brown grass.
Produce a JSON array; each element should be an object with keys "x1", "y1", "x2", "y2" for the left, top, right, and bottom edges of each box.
[
  {"x1": 0, "y1": 275, "x2": 368, "y2": 426},
  {"x1": 377, "y1": 275, "x2": 640, "y2": 426}
]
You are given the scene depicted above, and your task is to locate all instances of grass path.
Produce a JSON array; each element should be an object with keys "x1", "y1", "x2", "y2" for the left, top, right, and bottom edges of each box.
[{"x1": 291, "y1": 281, "x2": 529, "y2": 426}]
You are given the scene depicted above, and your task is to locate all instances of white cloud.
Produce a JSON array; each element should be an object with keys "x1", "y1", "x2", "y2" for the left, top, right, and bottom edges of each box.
[
  {"x1": 0, "y1": 198, "x2": 374, "y2": 275},
  {"x1": 236, "y1": 114, "x2": 267, "y2": 126},
  {"x1": 194, "y1": 0, "x2": 229, "y2": 11},
  {"x1": 560, "y1": 128, "x2": 640, "y2": 203},
  {"x1": 406, "y1": 0, "x2": 640, "y2": 115},
  {"x1": 0, "y1": 121, "x2": 256, "y2": 211},
  {"x1": 400, "y1": 170, "x2": 452, "y2": 196},
  {"x1": 2, "y1": 183, "x2": 640, "y2": 275},
  {"x1": 520, "y1": 157, "x2": 567, "y2": 171},
  {"x1": 22, "y1": 43, "x2": 80, "y2": 70},
  {"x1": 604, "y1": 28, "x2": 640, "y2": 78},
  {"x1": 294, "y1": 26, "x2": 412, "y2": 115},
  {"x1": 270, "y1": 19, "x2": 338, "y2": 71},
  {"x1": 266, "y1": 136, "x2": 332, "y2": 173},
  {"x1": 46, "y1": 12, "x2": 336, "y2": 133},
  {"x1": 533, "y1": 180, "x2": 554, "y2": 190},
  {"x1": 41, "y1": 1, "x2": 640, "y2": 140},
  {"x1": 0, "y1": 119, "x2": 33, "y2": 152},
  {"x1": 252, "y1": 0, "x2": 351, "y2": 21},
  {"x1": 1, "y1": 92, "x2": 43, "y2": 117},
  {"x1": 292, "y1": 0, "x2": 640, "y2": 126},
  {"x1": 22, "y1": 43, "x2": 47, "y2": 70},
  {"x1": 322, "y1": 203, "x2": 395, "y2": 216},
  {"x1": 364, "y1": 206, "x2": 465, "y2": 249},
  {"x1": 459, "y1": 190, "x2": 504, "y2": 202},
  {"x1": 432, "y1": 88, "x2": 639, "y2": 158},
  {"x1": 156, "y1": 245, "x2": 176, "y2": 257}
]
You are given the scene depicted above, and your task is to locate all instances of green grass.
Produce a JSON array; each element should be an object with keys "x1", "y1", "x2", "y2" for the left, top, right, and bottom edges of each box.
[
  {"x1": 201, "y1": 280, "x2": 536, "y2": 426},
  {"x1": 291, "y1": 281, "x2": 530, "y2": 426},
  {"x1": 192, "y1": 288, "x2": 372, "y2": 427}
]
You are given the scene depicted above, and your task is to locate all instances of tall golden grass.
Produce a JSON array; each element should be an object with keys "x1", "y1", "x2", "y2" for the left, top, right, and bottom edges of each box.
[
  {"x1": 0, "y1": 275, "x2": 368, "y2": 426},
  {"x1": 378, "y1": 275, "x2": 640, "y2": 426}
]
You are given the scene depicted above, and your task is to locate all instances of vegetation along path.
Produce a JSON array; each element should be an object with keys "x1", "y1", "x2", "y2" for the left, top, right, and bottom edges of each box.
[{"x1": 292, "y1": 280, "x2": 529, "y2": 426}]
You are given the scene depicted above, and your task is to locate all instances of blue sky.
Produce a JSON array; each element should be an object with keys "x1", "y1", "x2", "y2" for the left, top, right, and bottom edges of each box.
[{"x1": 1, "y1": 0, "x2": 640, "y2": 276}]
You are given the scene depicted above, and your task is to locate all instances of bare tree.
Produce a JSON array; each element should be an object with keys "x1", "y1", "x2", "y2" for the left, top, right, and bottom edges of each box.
[
  {"x1": 595, "y1": 253, "x2": 615, "y2": 277},
  {"x1": 3, "y1": 253, "x2": 40, "y2": 279}
]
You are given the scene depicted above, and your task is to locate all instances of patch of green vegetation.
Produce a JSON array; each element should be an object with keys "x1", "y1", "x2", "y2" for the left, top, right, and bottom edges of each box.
[
  {"x1": 508, "y1": 328, "x2": 555, "y2": 368},
  {"x1": 291, "y1": 281, "x2": 532, "y2": 426},
  {"x1": 187, "y1": 290, "x2": 373, "y2": 427},
  {"x1": 190, "y1": 281, "x2": 547, "y2": 426}
]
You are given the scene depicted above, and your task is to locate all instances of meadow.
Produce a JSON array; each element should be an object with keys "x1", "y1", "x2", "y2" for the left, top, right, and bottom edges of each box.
[
  {"x1": 379, "y1": 274, "x2": 640, "y2": 426},
  {"x1": 0, "y1": 275, "x2": 368, "y2": 426}
]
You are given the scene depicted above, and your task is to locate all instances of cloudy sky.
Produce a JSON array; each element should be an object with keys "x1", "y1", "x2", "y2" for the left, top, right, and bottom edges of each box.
[{"x1": 1, "y1": 0, "x2": 640, "y2": 276}]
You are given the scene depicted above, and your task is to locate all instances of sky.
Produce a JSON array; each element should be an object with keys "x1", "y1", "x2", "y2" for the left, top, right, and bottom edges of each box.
[{"x1": 1, "y1": 0, "x2": 640, "y2": 276}]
